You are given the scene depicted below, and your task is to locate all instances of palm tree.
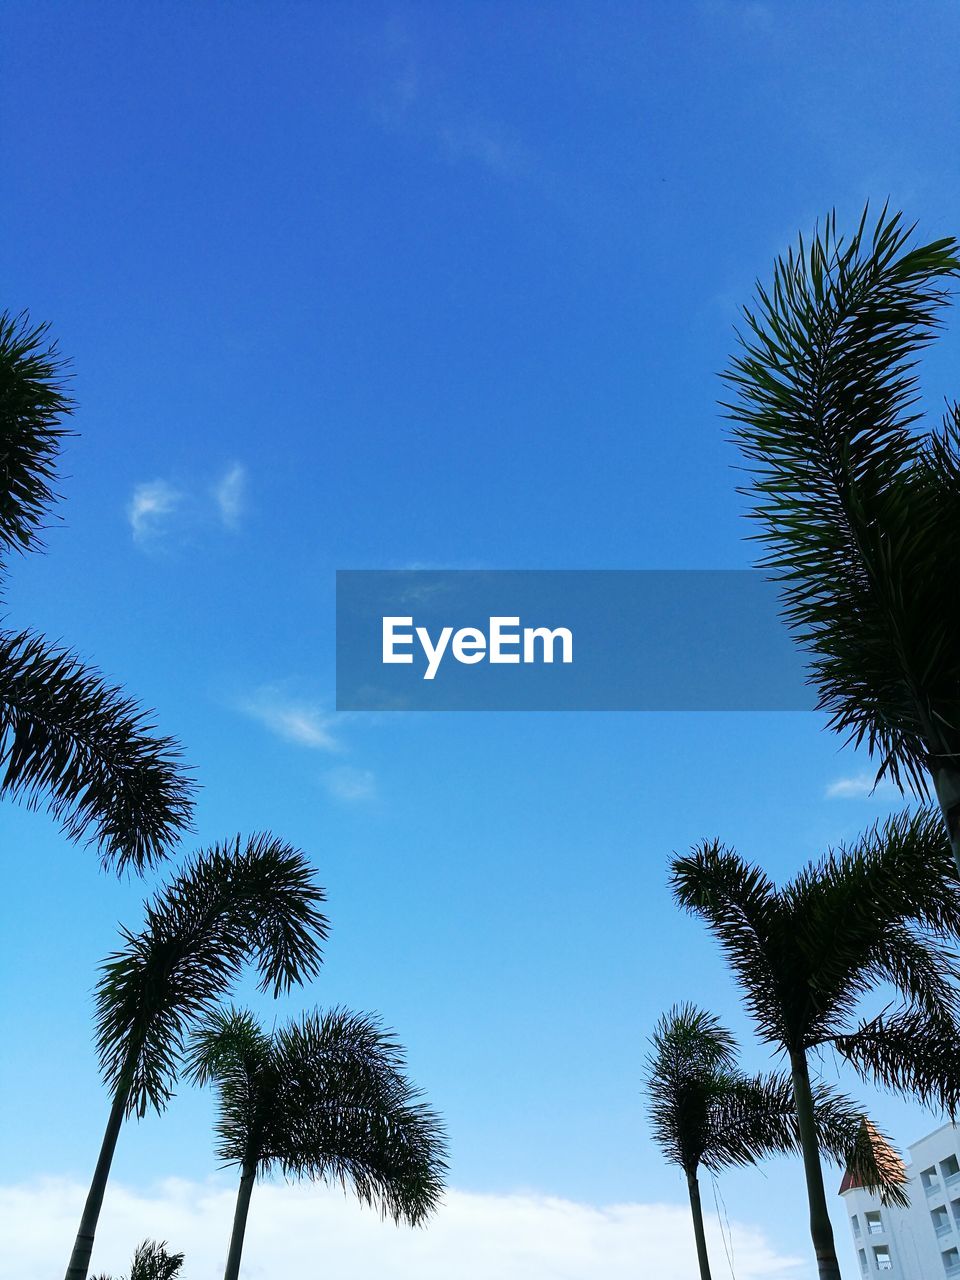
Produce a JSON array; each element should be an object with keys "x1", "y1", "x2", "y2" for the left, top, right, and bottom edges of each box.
[
  {"x1": 645, "y1": 1004, "x2": 906, "y2": 1280},
  {"x1": 0, "y1": 310, "x2": 194, "y2": 871},
  {"x1": 723, "y1": 206, "x2": 960, "y2": 860},
  {"x1": 671, "y1": 807, "x2": 960, "y2": 1280},
  {"x1": 91, "y1": 1240, "x2": 184, "y2": 1280},
  {"x1": 65, "y1": 834, "x2": 329, "y2": 1280},
  {"x1": 186, "y1": 1005, "x2": 448, "y2": 1280}
]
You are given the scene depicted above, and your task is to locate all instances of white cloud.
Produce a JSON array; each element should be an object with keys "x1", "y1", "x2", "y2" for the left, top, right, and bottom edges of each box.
[
  {"x1": 237, "y1": 687, "x2": 340, "y2": 751},
  {"x1": 128, "y1": 462, "x2": 248, "y2": 547},
  {"x1": 0, "y1": 1178, "x2": 803, "y2": 1280},
  {"x1": 324, "y1": 766, "x2": 377, "y2": 803},
  {"x1": 826, "y1": 773, "x2": 901, "y2": 800},
  {"x1": 213, "y1": 462, "x2": 247, "y2": 531},
  {"x1": 127, "y1": 480, "x2": 182, "y2": 545}
]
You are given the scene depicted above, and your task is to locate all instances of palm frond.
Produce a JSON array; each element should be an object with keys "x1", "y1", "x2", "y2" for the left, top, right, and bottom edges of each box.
[
  {"x1": 834, "y1": 1007, "x2": 960, "y2": 1114},
  {"x1": 95, "y1": 836, "x2": 328, "y2": 1116},
  {"x1": 90, "y1": 1239, "x2": 185, "y2": 1280},
  {"x1": 184, "y1": 1005, "x2": 270, "y2": 1088},
  {"x1": 780, "y1": 809, "x2": 960, "y2": 1034},
  {"x1": 129, "y1": 1241, "x2": 184, "y2": 1280},
  {"x1": 0, "y1": 310, "x2": 72, "y2": 562},
  {"x1": 677, "y1": 814, "x2": 960, "y2": 1054},
  {"x1": 274, "y1": 1008, "x2": 448, "y2": 1225},
  {"x1": 0, "y1": 628, "x2": 195, "y2": 871},
  {"x1": 670, "y1": 844, "x2": 791, "y2": 1044},
  {"x1": 724, "y1": 205, "x2": 960, "y2": 789},
  {"x1": 703, "y1": 1071, "x2": 800, "y2": 1171}
]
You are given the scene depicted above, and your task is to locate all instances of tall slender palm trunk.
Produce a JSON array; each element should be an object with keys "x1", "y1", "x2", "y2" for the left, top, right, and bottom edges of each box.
[
  {"x1": 64, "y1": 1086, "x2": 129, "y2": 1280},
  {"x1": 223, "y1": 1163, "x2": 257, "y2": 1280},
  {"x1": 789, "y1": 1048, "x2": 841, "y2": 1280},
  {"x1": 685, "y1": 1170, "x2": 712, "y2": 1280},
  {"x1": 933, "y1": 767, "x2": 960, "y2": 874}
]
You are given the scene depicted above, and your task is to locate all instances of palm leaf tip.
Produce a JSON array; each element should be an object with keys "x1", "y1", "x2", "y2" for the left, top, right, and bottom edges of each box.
[
  {"x1": 228, "y1": 832, "x2": 330, "y2": 994},
  {"x1": 0, "y1": 309, "x2": 74, "y2": 561}
]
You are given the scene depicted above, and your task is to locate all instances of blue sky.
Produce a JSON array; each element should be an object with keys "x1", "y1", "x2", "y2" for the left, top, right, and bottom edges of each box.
[{"x1": 2, "y1": 3, "x2": 960, "y2": 1277}]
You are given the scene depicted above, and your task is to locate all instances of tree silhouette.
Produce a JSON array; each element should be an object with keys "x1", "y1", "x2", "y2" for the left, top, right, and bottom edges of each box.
[
  {"x1": 187, "y1": 1005, "x2": 447, "y2": 1280},
  {"x1": 65, "y1": 835, "x2": 329, "y2": 1280}
]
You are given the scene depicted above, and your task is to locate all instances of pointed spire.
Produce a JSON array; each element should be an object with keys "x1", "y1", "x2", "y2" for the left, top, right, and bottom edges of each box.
[{"x1": 839, "y1": 1118, "x2": 908, "y2": 1197}]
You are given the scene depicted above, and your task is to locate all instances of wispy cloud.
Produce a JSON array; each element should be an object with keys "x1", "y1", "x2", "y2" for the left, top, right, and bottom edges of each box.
[
  {"x1": 237, "y1": 687, "x2": 340, "y2": 751},
  {"x1": 213, "y1": 462, "x2": 247, "y2": 531},
  {"x1": 826, "y1": 773, "x2": 901, "y2": 800},
  {"x1": 128, "y1": 462, "x2": 248, "y2": 549},
  {"x1": 127, "y1": 480, "x2": 182, "y2": 545},
  {"x1": 0, "y1": 1177, "x2": 803, "y2": 1280},
  {"x1": 324, "y1": 766, "x2": 376, "y2": 803}
]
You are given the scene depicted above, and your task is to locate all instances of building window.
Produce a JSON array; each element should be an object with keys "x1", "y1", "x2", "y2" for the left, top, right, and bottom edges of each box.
[
  {"x1": 866, "y1": 1211, "x2": 884, "y2": 1236},
  {"x1": 852, "y1": 1213, "x2": 861, "y2": 1236},
  {"x1": 944, "y1": 1155, "x2": 960, "y2": 1183},
  {"x1": 857, "y1": 1247, "x2": 867, "y2": 1274},
  {"x1": 873, "y1": 1244, "x2": 892, "y2": 1271},
  {"x1": 925, "y1": 1166, "x2": 943, "y2": 1195},
  {"x1": 933, "y1": 1205, "x2": 953, "y2": 1236},
  {"x1": 943, "y1": 1245, "x2": 960, "y2": 1275},
  {"x1": 951, "y1": 1197, "x2": 960, "y2": 1225}
]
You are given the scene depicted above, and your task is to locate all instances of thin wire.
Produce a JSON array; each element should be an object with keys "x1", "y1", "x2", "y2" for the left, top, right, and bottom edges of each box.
[{"x1": 711, "y1": 1171, "x2": 737, "y2": 1280}]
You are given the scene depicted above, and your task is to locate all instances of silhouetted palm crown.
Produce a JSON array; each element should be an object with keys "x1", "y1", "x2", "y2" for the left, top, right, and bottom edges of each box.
[
  {"x1": 672, "y1": 808, "x2": 960, "y2": 1112},
  {"x1": 188, "y1": 1005, "x2": 448, "y2": 1224},
  {"x1": 0, "y1": 311, "x2": 194, "y2": 870},
  {"x1": 648, "y1": 1006, "x2": 789, "y2": 1176},
  {"x1": 724, "y1": 208, "x2": 960, "y2": 796},
  {"x1": 96, "y1": 834, "x2": 328, "y2": 1117}
]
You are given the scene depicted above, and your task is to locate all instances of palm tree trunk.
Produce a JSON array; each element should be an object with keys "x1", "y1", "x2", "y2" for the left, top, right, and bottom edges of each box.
[
  {"x1": 64, "y1": 1086, "x2": 128, "y2": 1280},
  {"x1": 686, "y1": 1170, "x2": 713, "y2": 1280},
  {"x1": 790, "y1": 1048, "x2": 841, "y2": 1280},
  {"x1": 223, "y1": 1163, "x2": 257, "y2": 1280},
  {"x1": 933, "y1": 766, "x2": 960, "y2": 873}
]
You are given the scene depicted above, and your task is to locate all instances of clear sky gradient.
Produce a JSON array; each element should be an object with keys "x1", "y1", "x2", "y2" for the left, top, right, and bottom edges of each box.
[{"x1": 2, "y1": 4, "x2": 960, "y2": 1277}]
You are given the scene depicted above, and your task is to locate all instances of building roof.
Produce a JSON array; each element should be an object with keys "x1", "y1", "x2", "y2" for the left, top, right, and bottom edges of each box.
[{"x1": 838, "y1": 1119, "x2": 908, "y2": 1197}]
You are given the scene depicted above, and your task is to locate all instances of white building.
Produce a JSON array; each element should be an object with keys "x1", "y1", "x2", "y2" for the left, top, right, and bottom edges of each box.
[{"x1": 841, "y1": 1121, "x2": 960, "y2": 1278}]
